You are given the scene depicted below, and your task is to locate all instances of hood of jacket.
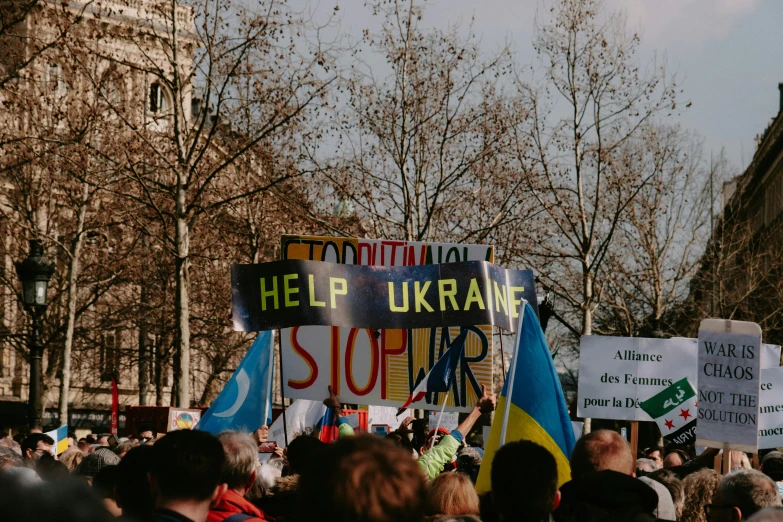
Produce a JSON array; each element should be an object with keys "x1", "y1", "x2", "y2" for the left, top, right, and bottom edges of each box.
[{"x1": 554, "y1": 470, "x2": 658, "y2": 522}]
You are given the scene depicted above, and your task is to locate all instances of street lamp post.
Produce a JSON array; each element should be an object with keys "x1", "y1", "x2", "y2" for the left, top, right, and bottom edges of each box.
[{"x1": 15, "y1": 240, "x2": 54, "y2": 430}]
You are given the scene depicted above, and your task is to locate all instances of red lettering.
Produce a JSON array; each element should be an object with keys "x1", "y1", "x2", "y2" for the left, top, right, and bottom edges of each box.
[
  {"x1": 331, "y1": 327, "x2": 340, "y2": 395},
  {"x1": 345, "y1": 329, "x2": 379, "y2": 396},
  {"x1": 358, "y1": 242, "x2": 372, "y2": 266}
]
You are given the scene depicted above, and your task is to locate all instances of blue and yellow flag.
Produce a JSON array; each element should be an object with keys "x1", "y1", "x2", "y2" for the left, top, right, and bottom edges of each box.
[
  {"x1": 476, "y1": 303, "x2": 575, "y2": 492},
  {"x1": 44, "y1": 425, "x2": 69, "y2": 456}
]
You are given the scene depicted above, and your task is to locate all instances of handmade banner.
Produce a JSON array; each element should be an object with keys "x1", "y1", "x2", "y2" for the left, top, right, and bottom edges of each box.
[
  {"x1": 759, "y1": 367, "x2": 783, "y2": 449},
  {"x1": 640, "y1": 378, "x2": 697, "y2": 448},
  {"x1": 578, "y1": 336, "x2": 780, "y2": 422},
  {"x1": 280, "y1": 236, "x2": 505, "y2": 413},
  {"x1": 696, "y1": 319, "x2": 762, "y2": 452},
  {"x1": 232, "y1": 259, "x2": 536, "y2": 332}
]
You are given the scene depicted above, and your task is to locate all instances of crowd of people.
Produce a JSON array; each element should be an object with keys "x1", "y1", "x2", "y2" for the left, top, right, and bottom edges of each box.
[{"x1": 3, "y1": 388, "x2": 783, "y2": 522}]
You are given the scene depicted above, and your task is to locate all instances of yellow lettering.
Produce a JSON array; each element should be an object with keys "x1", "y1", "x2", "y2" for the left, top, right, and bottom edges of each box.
[
  {"x1": 329, "y1": 277, "x2": 348, "y2": 309},
  {"x1": 493, "y1": 281, "x2": 508, "y2": 316},
  {"x1": 438, "y1": 279, "x2": 459, "y2": 311},
  {"x1": 388, "y1": 282, "x2": 409, "y2": 312},
  {"x1": 414, "y1": 281, "x2": 434, "y2": 312},
  {"x1": 260, "y1": 276, "x2": 279, "y2": 311},
  {"x1": 509, "y1": 286, "x2": 525, "y2": 318},
  {"x1": 308, "y1": 274, "x2": 325, "y2": 307},
  {"x1": 283, "y1": 274, "x2": 299, "y2": 307},
  {"x1": 463, "y1": 278, "x2": 485, "y2": 311}
]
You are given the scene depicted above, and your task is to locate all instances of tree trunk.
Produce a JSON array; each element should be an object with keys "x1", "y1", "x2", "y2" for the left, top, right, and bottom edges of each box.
[
  {"x1": 58, "y1": 182, "x2": 88, "y2": 427},
  {"x1": 138, "y1": 234, "x2": 149, "y2": 405},
  {"x1": 174, "y1": 174, "x2": 190, "y2": 407},
  {"x1": 154, "y1": 334, "x2": 164, "y2": 406}
]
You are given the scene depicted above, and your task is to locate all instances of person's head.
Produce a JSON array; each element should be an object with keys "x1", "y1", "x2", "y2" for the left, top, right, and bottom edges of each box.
[
  {"x1": 637, "y1": 458, "x2": 660, "y2": 475},
  {"x1": 747, "y1": 508, "x2": 783, "y2": 521},
  {"x1": 649, "y1": 468, "x2": 685, "y2": 519},
  {"x1": 34, "y1": 454, "x2": 69, "y2": 481},
  {"x1": 456, "y1": 447, "x2": 483, "y2": 484},
  {"x1": 286, "y1": 435, "x2": 326, "y2": 475},
  {"x1": 73, "y1": 447, "x2": 121, "y2": 483},
  {"x1": 682, "y1": 468, "x2": 721, "y2": 522},
  {"x1": 77, "y1": 439, "x2": 90, "y2": 452},
  {"x1": 710, "y1": 469, "x2": 781, "y2": 521},
  {"x1": 115, "y1": 445, "x2": 155, "y2": 521},
  {"x1": 113, "y1": 440, "x2": 134, "y2": 458},
  {"x1": 96, "y1": 435, "x2": 110, "y2": 447},
  {"x1": 149, "y1": 429, "x2": 227, "y2": 506},
  {"x1": 664, "y1": 449, "x2": 689, "y2": 469},
  {"x1": 59, "y1": 448, "x2": 84, "y2": 472},
  {"x1": 253, "y1": 425, "x2": 269, "y2": 444},
  {"x1": 217, "y1": 431, "x2": 259, "y2": 495},
  {"x1": 67, "y1": 435, "x2": 77, "y2": 449},
  {"x1": 761, "y1": 452, "x2": 783, "y2": 482},
  {"x1": 645, "y1": 446, "x2": 665, "y2": 468},
  {"x1": 569, "y1": 429, "x2": 634, "y2": 479},
  {"x1": 385, "y1": 431, "x2": 417, "y2": 457},
  {"x1": 138, "y1": 426, "x2": 155, "y2": 442},
  {"x1": 491, "y1": 440, "x2": 560, "y2": 522},
  {"x1": 21, "y1": 433, "x2": 54, "y2": 462},
  {"x1": 93, "y1": 465, "x2": 122, "y2": 517},
  {"x1": 297, "y1": 434, "x2": 427, "y2": 522},
  {"x1": 420, "y1": 427, "x2": 450, "y2": 456},
  {"x1": 0, "y1": 447, "x2": 23, "y2": 470},
  {"x1": 426, "y1": 472, "x2": 480, "y2": 517},
  {"x1": 28, "y1": 428, "x2": 42, "y2": 434}
]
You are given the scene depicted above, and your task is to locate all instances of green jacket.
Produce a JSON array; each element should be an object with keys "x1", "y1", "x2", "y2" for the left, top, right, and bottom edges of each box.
[{"x1": 417, "y1": 431, "x2": 462, "y2": 481}]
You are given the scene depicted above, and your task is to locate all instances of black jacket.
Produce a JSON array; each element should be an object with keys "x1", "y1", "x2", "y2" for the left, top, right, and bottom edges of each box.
[{"x1": 553, "y1": 470, "x2": 658, "y2": 522}]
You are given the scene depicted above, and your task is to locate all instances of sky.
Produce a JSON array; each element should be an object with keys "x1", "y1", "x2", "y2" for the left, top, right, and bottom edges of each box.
[{"x1": 303, "y1": 0, "x2": 783, "y2": 174}]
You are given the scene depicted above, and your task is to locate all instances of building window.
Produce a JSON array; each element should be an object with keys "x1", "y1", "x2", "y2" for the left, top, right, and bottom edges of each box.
[
  {"x1": 148, "y1": 82, "x2": 169, "y2": 114},
  {"x1": 47, "y1": 64, "x2": 66, "y2": 98}
]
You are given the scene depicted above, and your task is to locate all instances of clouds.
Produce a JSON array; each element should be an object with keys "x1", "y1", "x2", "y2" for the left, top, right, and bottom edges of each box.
[{"x1": 609, "y1": 0, "x2": 759, "y2": 48}]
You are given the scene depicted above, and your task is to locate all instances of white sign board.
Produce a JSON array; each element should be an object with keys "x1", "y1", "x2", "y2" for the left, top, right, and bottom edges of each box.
[
  {"x1": 696, "y1": 321, "x2": 762, "y2": 452},
  {"x1": 578, "y1": 336, "x2": 779, "y2": 422},
  {"x1": 577, "y1": 336, "x2": 696, "y2": 421},
  {"x1": 429, "y1": 411, "x2": 459, "y2": 433},
  {"x1": 759, "y1": 367, "x2": 783, "y2": 449},
  {"x1": 368, "y1": 406, "x2": 410, "y2": 431}
]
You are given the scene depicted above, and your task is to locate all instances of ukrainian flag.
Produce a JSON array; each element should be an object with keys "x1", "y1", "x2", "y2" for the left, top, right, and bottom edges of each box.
[
  {"x1": 476, "y1": 303, "x2": 575, "y2": 492},
  {"x1": 44, "y1": 424, "x2": 69, "y2": 456}
]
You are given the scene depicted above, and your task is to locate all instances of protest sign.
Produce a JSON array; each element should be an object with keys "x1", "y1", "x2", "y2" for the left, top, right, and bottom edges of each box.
[
  {"x1": 578, "y1": 336, "x2": 779, "y2": 422},
  {"x1": 168, "y1": 409, "x2": 201, "y2": 431},
  {"x1": 696, "y1": 319, "x2": 762, "y2": 452},
  {"x1": 279, "y1": 236, "x2": 507, "y2": 413},
  {"x1": 577, "y1": 336, "x2": 696, "y2": 421},
  {"x1": 429, "y1": 411, "x2": 459, "y2": 433},
  {"x1": 759, "y1": 367, "x2": 783, "y2": 449},
  {"x1": 368, "y1": 406, "x2": 410, "y2": 431},
  {"x1": 640, "y1": 378, "x2": 697, "y2": 448},
  {"x1": 232, "y1": 259, "x2": 536, "y2": 332}
]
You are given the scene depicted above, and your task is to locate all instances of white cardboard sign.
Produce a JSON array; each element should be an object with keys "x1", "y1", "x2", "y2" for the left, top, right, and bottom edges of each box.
[
  {"x1": 759, "y1": 367, "x2": 783, "y2": 449},
  {"x1": 577, "y1": 336, "x2": 697, "y2": 421},
  {"x1": 578, "y1": 336, "x2": 779, "y2": 422},
  {"x1": 696, "y1": 325, "x2": 762, "y2": 452}
]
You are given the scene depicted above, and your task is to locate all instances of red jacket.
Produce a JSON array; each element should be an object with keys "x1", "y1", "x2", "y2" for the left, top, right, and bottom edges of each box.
[{"x1": 207, "y1": 489, "x2": 266, "y2": 522}]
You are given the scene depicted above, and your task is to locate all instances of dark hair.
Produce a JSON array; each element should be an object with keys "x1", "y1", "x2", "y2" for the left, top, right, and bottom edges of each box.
[
  {"x1": 138, "y1": 425, "x2": 156, "y2": 438},
  {"x1": 664, "y1": 448, "x2": 690, "y2": 466},
  {"x1": 150, "y1": 430, "x2": 225, "y2": 501},
  {"x1": 286, "y1": 436, "x2": 326, "y2": 475},
  {"x1": 35, "y1": 454, "x2": 69, "y2": 481},
  {"x1": 297, "y1": 435, "x2": 426, "y2": 522},
  {"x1": 384, "y1": 432, "x2": 415, "y2": 454},
  {"x1": 115, "y1": 446, "x2": 155, "y2": 520},
  {"x1": 93, "y1": 465, "x2": 120, "y2": 499},
  {"x1": 644, "y1": 446, "x2": 663, "y2": 458},
  {"x1": 491, "y1": 441, "x2": 558, "y2": 522},
  {"x1": 21, "y1": 433, "x2": 54, "y2": 459},
  {"x1": 85, "y1": 436, "x2": 96, "y2": 444}
]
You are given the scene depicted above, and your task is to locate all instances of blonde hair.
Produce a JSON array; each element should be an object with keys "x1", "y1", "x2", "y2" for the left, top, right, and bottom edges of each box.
[
  {"x1": 426, "y1": 473, "x2": 480, "y2": 517},
  {"x1": 60, "y1": 448, "x2": 84, "y2": 471}
]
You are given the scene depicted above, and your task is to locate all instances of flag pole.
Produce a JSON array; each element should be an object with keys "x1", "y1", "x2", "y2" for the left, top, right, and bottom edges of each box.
[
  {"x1": 277, "y1": 328, "x2": 288, "y2": 446},
  {"x1": 500, "y1": 300, "x2": 526, "y2": 447},
  {"x1": 425, "y1": 391, "x2": 450, "y2": 474},
  {"x1": 263, "y1": 331, "x2": 275, "y2": 427}
]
